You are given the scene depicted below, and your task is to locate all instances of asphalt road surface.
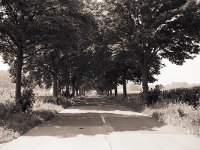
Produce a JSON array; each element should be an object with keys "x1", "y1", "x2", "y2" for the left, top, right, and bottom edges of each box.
[{"x1": 1, "y1": 96, "x2": 200, "y2": 150}]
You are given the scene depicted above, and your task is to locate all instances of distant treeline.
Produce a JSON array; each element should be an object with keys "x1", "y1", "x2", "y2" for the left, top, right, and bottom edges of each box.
[
  {"x1": 159, "y1": 86, "x2": 200, "y2": 107},
  {"x1": 163, "y1": 82, "x2": 200, "y2": 90},
  {"x1": 0, "y1": 71, "x2": 14, "y2": 89},
  {"x1": 161, "y1": 86, "x2": 200, "y2": 106},
  {"x1": 146, "y1": 85, "x2": 200, "y2": 107}
]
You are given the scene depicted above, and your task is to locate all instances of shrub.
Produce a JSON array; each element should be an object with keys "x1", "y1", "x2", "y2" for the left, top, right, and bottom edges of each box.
[
  {"x1": 152, "y1": 112, "x2": 164, "y2": 122},
  {"x1": 20, "y1": 88, "x2": 35, "y2": 112},
  {"x1": 0, "y1": 102, "x2": 19, "y2": 120}
]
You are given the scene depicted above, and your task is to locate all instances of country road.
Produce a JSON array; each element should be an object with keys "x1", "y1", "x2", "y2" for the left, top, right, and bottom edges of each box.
[{"x1": 1, "y1": 96, "x2": 200, "y2": 150}]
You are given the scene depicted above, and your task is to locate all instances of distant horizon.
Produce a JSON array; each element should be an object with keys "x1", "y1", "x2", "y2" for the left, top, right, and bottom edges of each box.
[
  {"x1": 1, "y1": 55, "x2": 200, "y2": 86},
  {"x1": 154, "y1": 55, "x2": 200, "y2": 85}
]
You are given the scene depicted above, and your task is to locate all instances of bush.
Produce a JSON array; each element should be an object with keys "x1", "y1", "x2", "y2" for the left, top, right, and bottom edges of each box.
[
  {"x1": 152, "y1": 112, "x2": 164, "y2": 122},
  {"x1": 20, "y1": 88, "x2": 35, "y2": 112},
  {"x1": 0, "y1": 102, "x2": 20, "y2": 120}
]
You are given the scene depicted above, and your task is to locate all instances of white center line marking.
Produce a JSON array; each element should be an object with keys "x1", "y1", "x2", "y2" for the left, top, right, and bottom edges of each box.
[
  {"x1": 96, "y1": 102, "x2": 107, "y2": 125},
  {"x1": 100, "y1": 113, "x2": 106, "y2": 124}
]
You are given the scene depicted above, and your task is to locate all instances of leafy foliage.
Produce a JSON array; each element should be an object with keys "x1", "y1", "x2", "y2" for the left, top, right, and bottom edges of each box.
[
  {"x1": 103, "y1": 0, "x2": 200, "y2": 101},
  {"x1": 162, "y1": 86, "x2": 200, "y2": 106},
  {"x1": 0, "y1": 0, "x2": 200, "y2": 107},
  {"x1": 0, "y1": 0, "x2": 97, "y2": 108}
]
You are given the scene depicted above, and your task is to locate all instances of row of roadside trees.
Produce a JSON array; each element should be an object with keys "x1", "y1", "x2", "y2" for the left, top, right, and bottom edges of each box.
[
  {"x1": 0, "y1": 0, "x2": 200, "y2": 111},
  {"x1": 90, "y1": 0, "x2": 200, "y2": 102},
  {"x1": 0, "y1": 0, "x2": 97, "y2": 108}
]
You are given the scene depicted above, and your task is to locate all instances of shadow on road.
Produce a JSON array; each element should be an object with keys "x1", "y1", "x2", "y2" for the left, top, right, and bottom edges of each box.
[{"x1": 25, "y1": 105, "x2": 164, "y2": 138}]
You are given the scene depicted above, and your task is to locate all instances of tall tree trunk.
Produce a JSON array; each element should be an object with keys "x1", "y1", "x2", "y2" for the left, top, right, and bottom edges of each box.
[
  {"x1": 110, "y1": 89, "x2": 112, "y2": 96},
  {"x1": 114, "y1": 86, "x2": 118, "y2": 98},
  {"x1": 142, "y1": 64, "x2": 149, "y2": 104},
  {"x1": 106, "y1": 90, "x2": 109, "y2": 96},
  {"x1": 83, "y1": 89, "x2": 86, "y2": 96},
  {"x1": 122, "y1": 69, "x2": 127, "y2": 98},
  {"x1": 65, "y1": 85, "x2": 69, "y2": 96},
  {"x1": 114, "y1": 76, "x2": 118, "y2": 98},
  {"x1": 53, "y1": 73, "x2": 58, "y2": 98},
  {"x1": 75, "y1": 83, "x2": 79, "y2": 97},
  {"x1": 75, "y1": 88, "x2": 79, "y2": 97},
  {"x1": 15, "y1": 48, "x2": 23, "y2": 106},
  {"x1": 72, "y1": 76, "x2": 76, "y2": 97}
]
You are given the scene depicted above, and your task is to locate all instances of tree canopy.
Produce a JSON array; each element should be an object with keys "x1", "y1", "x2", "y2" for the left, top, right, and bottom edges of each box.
[
  {"x1": 102, "y1": 0, "x2": 200, "y2": 102},
  {"x1": 0, "y1": 0, "x2": 199, "y2": 110}
]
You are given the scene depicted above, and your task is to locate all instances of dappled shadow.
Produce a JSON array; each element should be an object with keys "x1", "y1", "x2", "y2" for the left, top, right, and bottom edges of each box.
[
  {"x1": 46, "y1": 113, "x2": 104, "y2": 127},
  {"x1": 25, "y1": 108, "x2": 165, "y2": 139},
  {"x1": 106, "y1": 115, "x2": 163, "y2": 132},
  {"x1": 74, "y1": 97, "x2": 114, "y2": 107}
]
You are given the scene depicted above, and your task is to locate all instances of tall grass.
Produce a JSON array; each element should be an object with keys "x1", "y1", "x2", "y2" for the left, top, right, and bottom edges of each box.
[
  {"x1": 0, "y1": 89, "x2": 64, "y2": 143},
  {"x1": 0, "y1": 88, "x2": 15, "y2": 103},
  {"x1": 0, "y1": 127, "x2": 19, "y2": 143},
  {"x1": 116, "y1": 92, "x2": 200, "y2": 137},
  {"x1": 33, "y1": 103, "x2": 63, "y2": 121},
  {"x1": 143, "y1": 102, "x2": 200, "y2": 136}
]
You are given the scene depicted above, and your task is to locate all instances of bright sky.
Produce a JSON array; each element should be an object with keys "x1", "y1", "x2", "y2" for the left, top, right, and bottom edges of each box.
[
  {"x1": 0, "y1": 57, "x2": 9, "y2": 71},
  {"x1": 154, "y1": 55, "x2": 200, "y2": 85}
]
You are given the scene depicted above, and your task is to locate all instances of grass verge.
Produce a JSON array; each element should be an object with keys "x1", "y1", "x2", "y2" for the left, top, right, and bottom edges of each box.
[
  {"x1": 0, "y1": 101, "x2": 63, "y2": 144},
  {"x1": 115, "y1": 94, "x2": 200, "y2": 137},
  {"x1": 143, "y1": 102, "x2": 200, "y2": 136}
]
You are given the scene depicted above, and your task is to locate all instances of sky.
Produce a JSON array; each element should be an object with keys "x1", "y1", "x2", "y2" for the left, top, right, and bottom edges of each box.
[
  {"x1": 1, "y1": 55, "x2": 200, "y2": 85},
  {"x1": 154, "y1": 55, "x2": 200, "y2": 85},
  {"x1": 0, "y1": 57, "x2": 9, "y2": 71}
]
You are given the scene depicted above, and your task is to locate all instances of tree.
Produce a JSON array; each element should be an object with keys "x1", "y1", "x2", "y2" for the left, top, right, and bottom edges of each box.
[
  {"x1": 0, "y1": 0, "x2": 55, "y2": 105},
  {"x1": 0, "y1": 0, "x2": 96, "y2": 107},
  {"x1": 106, "y1": 0, "x2": 200, "y2": 103},
  {"x1": 25, "y1": 1, "x2": 97, "y2": 98},
  {"x1": 83, "y1": 0, "x2": 144, "y2": 98}
]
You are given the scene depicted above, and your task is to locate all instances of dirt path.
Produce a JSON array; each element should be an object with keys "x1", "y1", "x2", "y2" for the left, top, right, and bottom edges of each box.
[{"x1": 1, "y1": 96, "x2": 200, "y2": 150}]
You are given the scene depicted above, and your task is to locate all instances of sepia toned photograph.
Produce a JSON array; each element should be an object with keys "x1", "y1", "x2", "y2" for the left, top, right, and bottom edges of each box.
[{"x1": 0, "y1": 0, "x2": 200, "y2": 149}]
